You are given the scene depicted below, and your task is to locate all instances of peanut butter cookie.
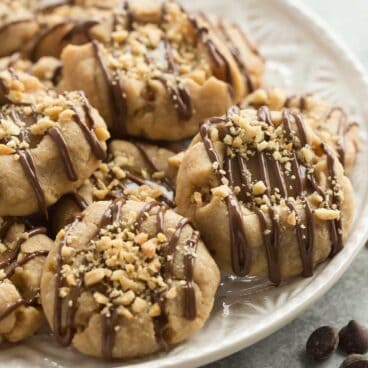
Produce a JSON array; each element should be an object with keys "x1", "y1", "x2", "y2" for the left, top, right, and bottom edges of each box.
[
  {"x1": 0, "y1": 69, "x2": 109, "y2": 217},
  {"x1": 29, "y1": 2, "x2": 112, "y2": 61},
  {"x1": 0, "y1": 217, "x2": 53, "y2": 343},
  {"x1": 175, "y1": 106, "x2": 355, "y2": 283},
  {"x1": 59, "y1": 0, "x2": 264, "y2": 140},
  {"x1": 0, "y1": 1, "x2": 39, "y2": 57},
  {"x1": 25, "y1": 0, "x2": 120, "y2": 9},
  {"x1": 41, "y1": 199, "x2": 220, "y2": 359},
  {"x1": 51, "y1": 139, "x2": 176, "y2": 232},
  {"x1": 0, "y1": 54, "x2": 62, "y2": 87}
]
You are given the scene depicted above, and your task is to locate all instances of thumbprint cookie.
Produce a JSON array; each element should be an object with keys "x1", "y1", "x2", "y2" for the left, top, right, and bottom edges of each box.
[
  {"x1": 41, "y1": 199, "x2": 220, "y2": 359},
  {"x1": 175, "y1": 106, "x2": 355, "y2": 283},
  {"x1": 0, "y1": 217, "x2": 53, "y2": 343},
  {"x1": 59, "y1": 0, "x2": 264, "y2": 140},
  {"x1": 51, "y1": 139, "x2": 176, "y2": 232},
  {"x1": 0, "y1": 69, "x2": 109, "y2": 217}
]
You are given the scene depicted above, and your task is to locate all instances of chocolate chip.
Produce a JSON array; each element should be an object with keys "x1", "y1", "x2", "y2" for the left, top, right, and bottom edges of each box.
[
  {"x1": 306, "y1": 325, "x2": 339, "y2": 361},
  {"x1": 339, "y1": 321, "x2": 368, "y2": 354},
  {"x1": 340, "y1": 354, "x2": 368, "y2": 368}
]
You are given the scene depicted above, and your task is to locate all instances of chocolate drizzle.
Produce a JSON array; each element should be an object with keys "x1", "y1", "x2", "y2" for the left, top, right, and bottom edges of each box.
[
  {"x1": 51, "y1": 64, "x2": 63, "y2": 86},
  {"x1": 199, "y1": 105, "x2": 344, "y2": 282},
  {"x1": 284, "y1": 94, "x2": 308, "y2": 111},
  {"x1": 190, "y1": 16, "x2": 233, "y2": 90},
  {"x1": 4, "y1": 250, "x2": 49, "y2": 279},
  {"x1": 101, "y1": 309, "x2": 118, "y2": 360},
  {"x1": 200, "y1": 120, "x2": 250, "y2": 277},
  {"x1": 53, "y1": 200, "x2": 125, "y2": 357},
  {"x1": 156, "y1": 4, "x2": 193, "y2": 121},
  {"x1": 63, "y1": 192, "x2": 89, "y2": 211},
  {"x1": 253, "y1": 206, "x2": 281, "y2": 284},
  {"x1": 37, "y1": 0, "x2": 72, "y2": 12},
  {"x1": 200, "y1": 13, "x2": 254, "y2": 92},
  {"x1": 0, "y1": 225, "x2": 46, "y2": 261},
  {"x1": 30, "y1": 22, "x2": 71, "y2": 62},
  {"x1": 91, "y1": 40, "x2": 128, "y2": 138},
  {"x1": 0, "y1": 292, "x2": 40, "y2": 324},
  {"x1": 323, "y1": 144, "x2": 343, "y2": 256},
  {"x1": 0, "y1": 222, "x2": 47, "y2": 322},
  {"x1": 71, "y1": 91, "x2": 107, "y2": 160},
  {"x1": 19, "y1": 150, "x2": 48, "y2": 218},
  {"x1": 0, "y1": 18, "x2": 35, "y2": 39},
  {"x1": 135, "y1": 201, "x2": 161, "y2": 229},
  {"x1": 48, "y1": 127, "x2": 78, "y2": 181},
  {"x1": 123, "y1": 0, "x2": 134, "y2": 31},
  {"x1": 156, "y1": 77, "x2": 193, "y2": 121},
  {"x1": 183, "y1": 231, "x2": 199, "y2": 320},
  {"x1": 99, "y1": 198, "x2": 125, "y2": 228},
  {"x1": 30, "y1": 10, "x2": 98, "y2": 60},
  {"x1": 61, "y1": 20, "x2": 99, "y2": 43},
  {"x1": 284, "y1": 96, "x2": 353, "y2": 169},
  {"x1": 286, "y1": 200, "x2": 314, "y2": 277},
  {"x1": 137, "y1": 203, "x2": 199, "y2": 338},
  {"x1": 53, "y1": 216, "x2": 84, "y2": 347},
  {"x1": 324, "y1": 106, "x2": 348, "y2": 167},
  {"x1": 97, "y1": 199, "x2": 125, "y2": 359},
  {"x1": 133, "y1": 141, "x2": 175, "y2": 194}
]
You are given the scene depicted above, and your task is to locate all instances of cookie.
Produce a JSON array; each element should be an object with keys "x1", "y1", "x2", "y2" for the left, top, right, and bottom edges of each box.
[
  {"x1": 195, "y1": 13, "x2": 264, "y2": 93},
  {"x1": 175, "y1": 106, "x2": 355, "y2": 283},
  {"x1": 41, "y1": 199, "x2": 220, "y2": 359},
  {"x1": 0, "y1": 54, "x2": 63, "y2": 87},
  {"x1": 59, "y1": 0, "x2": 264, "y2": 140},
  {"x1": 0, "y1": 69, "x2": 109, "y2": 217},
  {"x1": 0, "y1": 217, "x2": 53, "y2": 343},
  {"x1": 26, "y1": 0, "x2": 121, "y2": 10},
  {"x1": 29, "y1": 2, "x2": 112, "y2": 61},
  {"x1": 51, "y1": 139, "x2": 176, "y2": 232},
  {"x1": 244, "y1": 88, "x2": 360, "y2": 175},
  {"x1": 0, "y1": 1, "x2": 39, "y2": 58}
]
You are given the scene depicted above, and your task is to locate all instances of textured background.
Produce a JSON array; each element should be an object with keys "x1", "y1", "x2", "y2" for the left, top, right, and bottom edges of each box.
[{"x1": 205, "y1": 0, "x2": 368, "y2": 367}]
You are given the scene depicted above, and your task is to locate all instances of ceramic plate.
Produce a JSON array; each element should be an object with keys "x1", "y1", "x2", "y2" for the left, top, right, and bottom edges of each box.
[{"x1": 2, "y1": 0, "x2": 368, "y2": 367}]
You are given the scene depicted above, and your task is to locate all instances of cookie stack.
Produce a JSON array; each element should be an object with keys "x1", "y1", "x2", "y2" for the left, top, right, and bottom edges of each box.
[{"x1": 0, "y1": 0, "x2": 358, "y2": 362}]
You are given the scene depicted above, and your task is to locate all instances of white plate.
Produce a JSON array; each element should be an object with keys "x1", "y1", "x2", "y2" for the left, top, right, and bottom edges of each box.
[{"x1": 2, "y1": 0, "x2": 368, "y2": 367}]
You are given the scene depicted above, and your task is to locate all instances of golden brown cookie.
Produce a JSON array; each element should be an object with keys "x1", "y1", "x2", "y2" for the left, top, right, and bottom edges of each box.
[
  {"x1": 195, "y1": 13, "x2": 264, "y2": 93},
  {"x1": 51, "y1": 139, "x2": 176, "y2": 232},
  {"x1": 59, "y1": 0, "x2": 264, "y2": 140},
  {"x1": 41, "y1": 199, "x2": 220, "y2": 359},
  {"x1": 0, "y1": 1, "x2": 39, "y2": 58},
  {"x1": 0, "y1": 217, "x2": 53, "y2": 343},
  {"x1": 0, "y1": 54, "x2": 62, "y2": 87},
  {"x1": 29, "y1": 2, "x2": 112, "y2": 61},
  {"x1": 25, "y1": 0, "x2": 121, "y2": 9},
  {"x1": 0, "y1": 69, "x2": 109, "y2": 217},
  {"x1": 175, "y1": 106, "x2": 355, "y2": 283},
  {"x1": 243, "y1": 88, "x2": 360, "y2": 175}
]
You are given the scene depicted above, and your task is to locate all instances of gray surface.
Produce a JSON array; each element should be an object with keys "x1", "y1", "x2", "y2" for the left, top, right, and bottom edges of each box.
[{"x1": 206, "y1": 1, "x2": 368, "y2": 367}]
